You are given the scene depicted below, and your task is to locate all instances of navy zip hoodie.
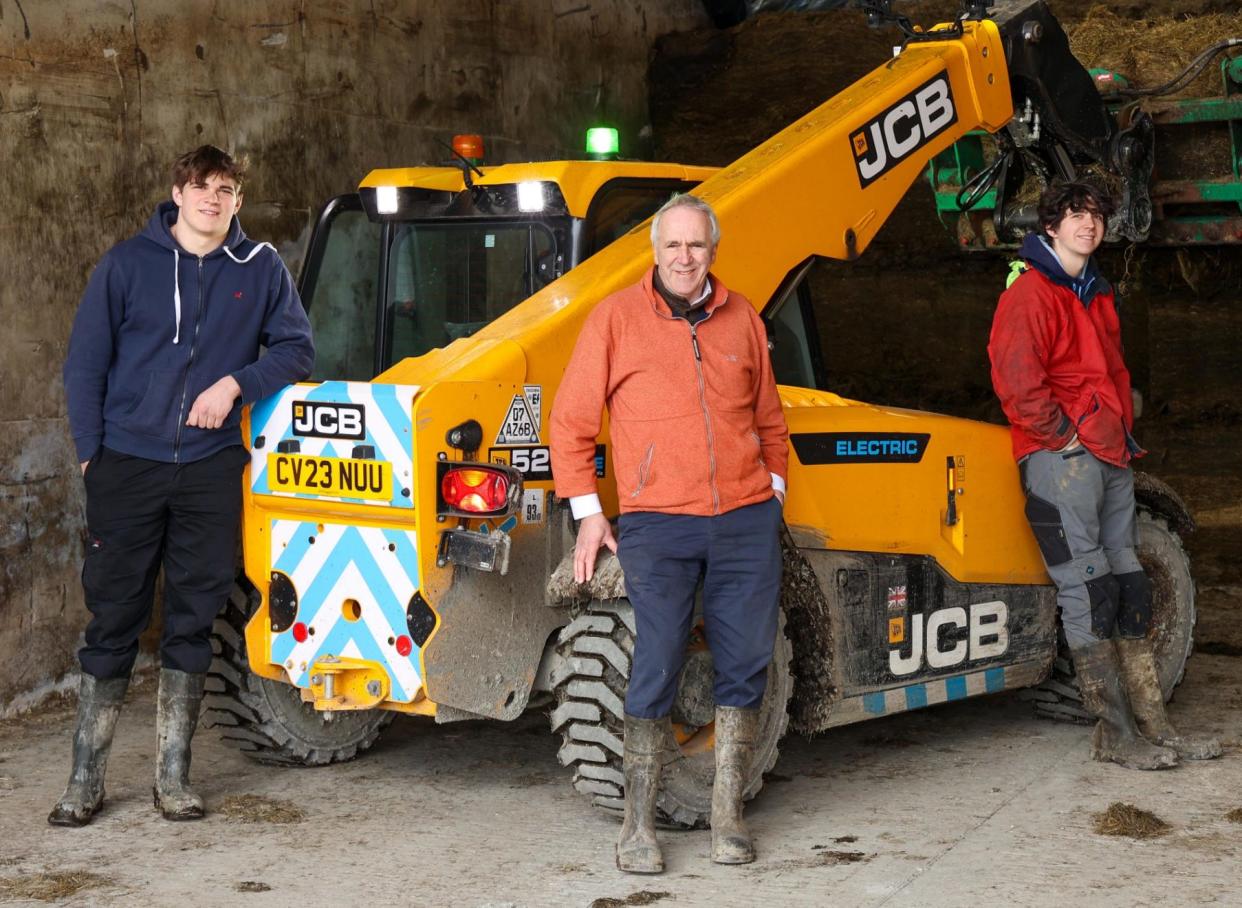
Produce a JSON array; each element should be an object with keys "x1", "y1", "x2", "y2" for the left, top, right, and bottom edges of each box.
[
  {"x1": 64, "y1": 201, "x2": 314, "y2": 464},
  {"x1": 1018, "y1": 232, "x2": 1111, "y2": 304}
]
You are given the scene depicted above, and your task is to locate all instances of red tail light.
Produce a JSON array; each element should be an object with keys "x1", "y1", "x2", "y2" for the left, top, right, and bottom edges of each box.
[{"x1": 439, "y1": 463, "x2": 519, "y2": 516}]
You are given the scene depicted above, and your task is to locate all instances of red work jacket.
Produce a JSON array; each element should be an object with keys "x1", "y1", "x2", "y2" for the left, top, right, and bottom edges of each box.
[{"x1": 988, "y1": 240, "x2": 1140, "y2": 467}]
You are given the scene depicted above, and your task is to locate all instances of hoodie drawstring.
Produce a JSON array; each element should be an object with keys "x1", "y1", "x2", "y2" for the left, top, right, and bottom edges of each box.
[
  {"x1": 171, "y1": 242, "x2": 275, "y2": 344},
  {"x1": 223, "y1": 242, "x2": 274, "y2": 264},
  {"x1": 172, "y1": 249, "x2": 182, "y2": 344}
]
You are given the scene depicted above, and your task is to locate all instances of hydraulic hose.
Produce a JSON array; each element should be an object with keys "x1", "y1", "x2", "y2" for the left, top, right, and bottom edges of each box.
[{"x1": 1116, "y1": 39, "x2": 1242, "y2": 99}]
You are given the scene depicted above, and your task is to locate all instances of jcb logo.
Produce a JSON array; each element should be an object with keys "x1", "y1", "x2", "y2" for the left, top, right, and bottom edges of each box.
[
  {"x1": 851, "y1": 72, "x2": 957, "y2": 188},
  {"x1": 889, "y1": 600, "x2": 1008, "y2": 677},
  {"x1": 291, "y1": 401, "x2": 365, "y2": 440}
]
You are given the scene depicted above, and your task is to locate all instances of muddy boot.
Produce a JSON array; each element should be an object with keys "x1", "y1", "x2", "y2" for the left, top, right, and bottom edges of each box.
[
  {"x1": 48, "y1": 674, "x2": 130, "y2": 827},
  {"x1": 616, "y1": 715, "x2": 666, "y2": 874},
  {"x1": 1115, "y1": 637, "x2": 1222, "y2": 760},
  {"x1": 153, "y1": 668, "x2": 206, "y2": 821},
  {"x1": 711, "y1": 706, "x2": 758, "y2": 865},
  {"x1": 1073, "y1": 640, "x2": 1178, "y2": 771}
]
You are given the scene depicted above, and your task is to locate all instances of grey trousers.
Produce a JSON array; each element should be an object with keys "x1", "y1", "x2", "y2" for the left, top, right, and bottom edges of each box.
[{"x1": 1019, "y1": 448, "x2": 1143, "y2": 648}]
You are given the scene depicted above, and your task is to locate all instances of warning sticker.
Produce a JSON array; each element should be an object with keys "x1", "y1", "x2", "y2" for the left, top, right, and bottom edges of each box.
[
  {"x1": 495, "y1": 394, "x2": 540, "y2": 445},
  {"x1": 523, "y1": 385, "x2": 542, "y2": 432},
  {"x1": 888, "y1": 617, "x2": 905, "y2": 645}
]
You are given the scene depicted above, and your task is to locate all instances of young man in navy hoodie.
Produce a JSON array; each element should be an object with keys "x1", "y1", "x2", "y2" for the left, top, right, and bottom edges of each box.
[
  {"x1": 989, "y1": 182, "x2": 1218, "y2": 772},
  {"x1": 52, "y1": 146, "x2": 314, "y2": 826}
]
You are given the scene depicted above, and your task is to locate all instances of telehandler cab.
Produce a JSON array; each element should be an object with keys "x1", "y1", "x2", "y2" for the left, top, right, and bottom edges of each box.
[{"x1": 208, "y1": 0, "x2": 1222, "y2": 826}]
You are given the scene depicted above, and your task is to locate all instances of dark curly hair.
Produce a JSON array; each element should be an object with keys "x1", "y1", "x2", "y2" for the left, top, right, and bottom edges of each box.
[
  {"x1": 171, "y1": 145, "x2": 248, "y2": 191},
  {"x1": 1038, "y1": 181, "x2": 1114, "y2": 235}
]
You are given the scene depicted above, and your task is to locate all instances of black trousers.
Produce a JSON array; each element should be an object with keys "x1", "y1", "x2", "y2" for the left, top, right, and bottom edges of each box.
[{"x1": 78, "y1": 445, "x2": 248, "y2": 679}]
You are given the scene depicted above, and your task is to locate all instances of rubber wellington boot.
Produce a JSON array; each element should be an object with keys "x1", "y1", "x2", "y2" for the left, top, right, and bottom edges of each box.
[
  {"x1": 1073, "y1": 640, "x2": 1178, "y2": 771},
  {"x1": 711, "y1": 706, "x2": 758, "y2": 864},
  {"x1": 1115, "y1": 637, "x2": 1222, "y2": 760},
  {"x1": 48, "y1": 674, "x2": 130, "y2": 827},
  {"x1": 153, "y1": 668, "x2": 207, "y2": 820},
  {"x1": 616, "y1": 715, "x2": 666, "y2": 874}
]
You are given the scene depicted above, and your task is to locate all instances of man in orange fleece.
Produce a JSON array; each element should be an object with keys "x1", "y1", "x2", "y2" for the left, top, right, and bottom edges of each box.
[{"x1": 550, "y1": 194, "x2": 789, "y2": 873}]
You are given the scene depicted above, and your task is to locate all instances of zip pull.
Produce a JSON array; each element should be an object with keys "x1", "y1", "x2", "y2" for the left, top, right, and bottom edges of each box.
[{"x1": 690, "y1": 328, "x2": 701, "y2": 361}]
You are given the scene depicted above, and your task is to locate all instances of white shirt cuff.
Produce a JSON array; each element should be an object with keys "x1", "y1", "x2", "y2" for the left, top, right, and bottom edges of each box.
[
  {"x1": 569, "y1": 493, "x2": 603, "y2": 520},
  {"x1": 771, "y1": 473, "x2": 786, "y2": 496}
]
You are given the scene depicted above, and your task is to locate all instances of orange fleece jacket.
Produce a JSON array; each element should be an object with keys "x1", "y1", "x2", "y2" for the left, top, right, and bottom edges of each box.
[{"x1": 550, "y1": 267, "x2": 789, "y2": 516}]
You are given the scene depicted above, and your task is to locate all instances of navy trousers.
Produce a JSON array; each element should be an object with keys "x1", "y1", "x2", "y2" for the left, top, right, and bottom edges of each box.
[
  {"x1": 79, "y1": 445, "x2": 248, "y2": 679},
  {"x1": 617, "y1": 496, "x2": 783, "y2": 719}
]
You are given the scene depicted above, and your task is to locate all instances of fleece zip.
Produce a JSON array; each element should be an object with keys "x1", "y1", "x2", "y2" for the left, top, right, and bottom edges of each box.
[
  {"x1": 551, "y1": 267, "x2": 788, "y2": 517},
  {"x1": 64, "y1": 201, "x2": 314, "y2": 464}
]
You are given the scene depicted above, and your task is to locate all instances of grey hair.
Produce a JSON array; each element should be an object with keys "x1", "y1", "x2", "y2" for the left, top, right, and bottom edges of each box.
[{"x1": 650, "y1": 193, "x2": 721, "y2": 248}]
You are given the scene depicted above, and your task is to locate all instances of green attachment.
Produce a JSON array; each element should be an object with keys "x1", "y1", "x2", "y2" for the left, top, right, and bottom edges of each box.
[
  {"x1": 1088, "y1": 68, "x2": 1129, "y2": 95},
  {"x1": 1225, "y1": 57, "x2": 1242, "y2": 183},
  {"x1": 1226, "y1": 56, "x2": 1242, "y2": 89},
  {"x1": 926, "y1": 131, "x2": 993, "y2": 218}
]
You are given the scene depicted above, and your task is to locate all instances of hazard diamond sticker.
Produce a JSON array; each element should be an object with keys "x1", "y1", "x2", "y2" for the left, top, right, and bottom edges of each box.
[{"x1": 495, "y1": 394, "x2": 540, "y2": 445}]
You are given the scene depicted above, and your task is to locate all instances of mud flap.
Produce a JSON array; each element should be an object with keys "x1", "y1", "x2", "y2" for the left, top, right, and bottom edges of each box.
[{"x1": 422, "y1": 537, "x2": 568, "y2": 721}]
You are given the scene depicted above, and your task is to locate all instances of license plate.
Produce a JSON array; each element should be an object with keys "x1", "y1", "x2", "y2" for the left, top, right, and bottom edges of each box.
[{"x1": 267, "y1": 453, "x2": 391, "y2": 501}]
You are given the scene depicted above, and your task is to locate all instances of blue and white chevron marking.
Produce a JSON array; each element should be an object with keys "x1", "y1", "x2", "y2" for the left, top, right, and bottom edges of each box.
[
  {"x1": 861, "y1": 667, "x2": 1006, "y2": 716},
  {"x1": 249, "y1": 381, "x2": 418, "y2": 508},
  {"x1": 268, "y1": 519, "x2": 424, "y2": 702}
]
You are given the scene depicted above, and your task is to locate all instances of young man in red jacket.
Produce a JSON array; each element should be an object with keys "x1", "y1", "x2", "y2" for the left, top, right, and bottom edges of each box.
[
  {"x1": 550, "y1": 194, "x2": 789, "y2": 872},
  {"x1": 989, "y1": 182, "x2": 1218, "y2": 770}
]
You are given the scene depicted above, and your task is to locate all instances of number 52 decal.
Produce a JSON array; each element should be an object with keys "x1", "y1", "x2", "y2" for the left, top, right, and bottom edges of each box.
[{"x1": 489, "y1": 446, "x2": 552, "y2": 481}]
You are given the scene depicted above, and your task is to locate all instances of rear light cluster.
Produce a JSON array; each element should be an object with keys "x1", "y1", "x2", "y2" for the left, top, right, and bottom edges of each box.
[{"x1": 437, "y1": 462, "x2": 522, "y2": 518}]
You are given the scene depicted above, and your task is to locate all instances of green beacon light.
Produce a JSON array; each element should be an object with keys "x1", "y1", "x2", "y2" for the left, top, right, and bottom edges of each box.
[{"x1": 585, "y1": 126, "x2": 620, "y2": 159}]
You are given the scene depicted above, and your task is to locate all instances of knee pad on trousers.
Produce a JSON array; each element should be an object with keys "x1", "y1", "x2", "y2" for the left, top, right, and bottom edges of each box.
[
  {"x1": 1114, "y1": 570, "x2": 1153, "y2": 638},
  {"x1": 1086, "y1": 573, "x2": 1121, "y2": 640}
]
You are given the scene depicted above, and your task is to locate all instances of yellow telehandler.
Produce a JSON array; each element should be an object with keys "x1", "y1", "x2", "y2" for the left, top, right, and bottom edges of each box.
[{"x1": 207, "y1": 1, "x2": 1218, "y2": 826}]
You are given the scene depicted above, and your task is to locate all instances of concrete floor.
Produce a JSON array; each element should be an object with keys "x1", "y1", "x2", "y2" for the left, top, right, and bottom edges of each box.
[
  {"x1": 1, "y1": 634, "x2": 1240, "y2": 908},
  {"x1": 5, "y1": 383, "x2": 1241, "y2": 907}
]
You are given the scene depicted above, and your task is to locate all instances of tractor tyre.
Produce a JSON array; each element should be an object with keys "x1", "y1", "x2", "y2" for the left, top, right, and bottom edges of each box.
[
  {"x1": 551, "y1": 599, "x2": 793, "y2": 829},
  {"x1": 1024, "y1": 509, "x2": 1196, "y2": 723},
  {"x1": 203, "y1": 579, "x2": 393, "y2": 765}
]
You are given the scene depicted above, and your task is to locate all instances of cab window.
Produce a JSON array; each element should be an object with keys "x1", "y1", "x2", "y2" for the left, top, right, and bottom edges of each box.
[{"x1": 584, "y1": 180, "x2": 697, "y2": 256}]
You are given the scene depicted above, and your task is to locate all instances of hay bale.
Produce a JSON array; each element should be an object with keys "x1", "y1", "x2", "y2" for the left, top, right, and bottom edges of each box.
[
  {"x1": 0, "y1": 871, "x2": 111, "y2": 902},
  {"x1": 1070, "y1": 7, "x2": 1242, "y2": 97},
  {"x1": 1092, "y1": 801, "x2": 1172, "y2": 838},
  {"x1": 219, "y1": 793, "x2": 306, "y2": 824}
]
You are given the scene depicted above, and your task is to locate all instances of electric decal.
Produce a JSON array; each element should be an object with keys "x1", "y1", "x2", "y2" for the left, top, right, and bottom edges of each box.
[{"x1": 790, "y1": 432, "x2": 931, "y2": 464}]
